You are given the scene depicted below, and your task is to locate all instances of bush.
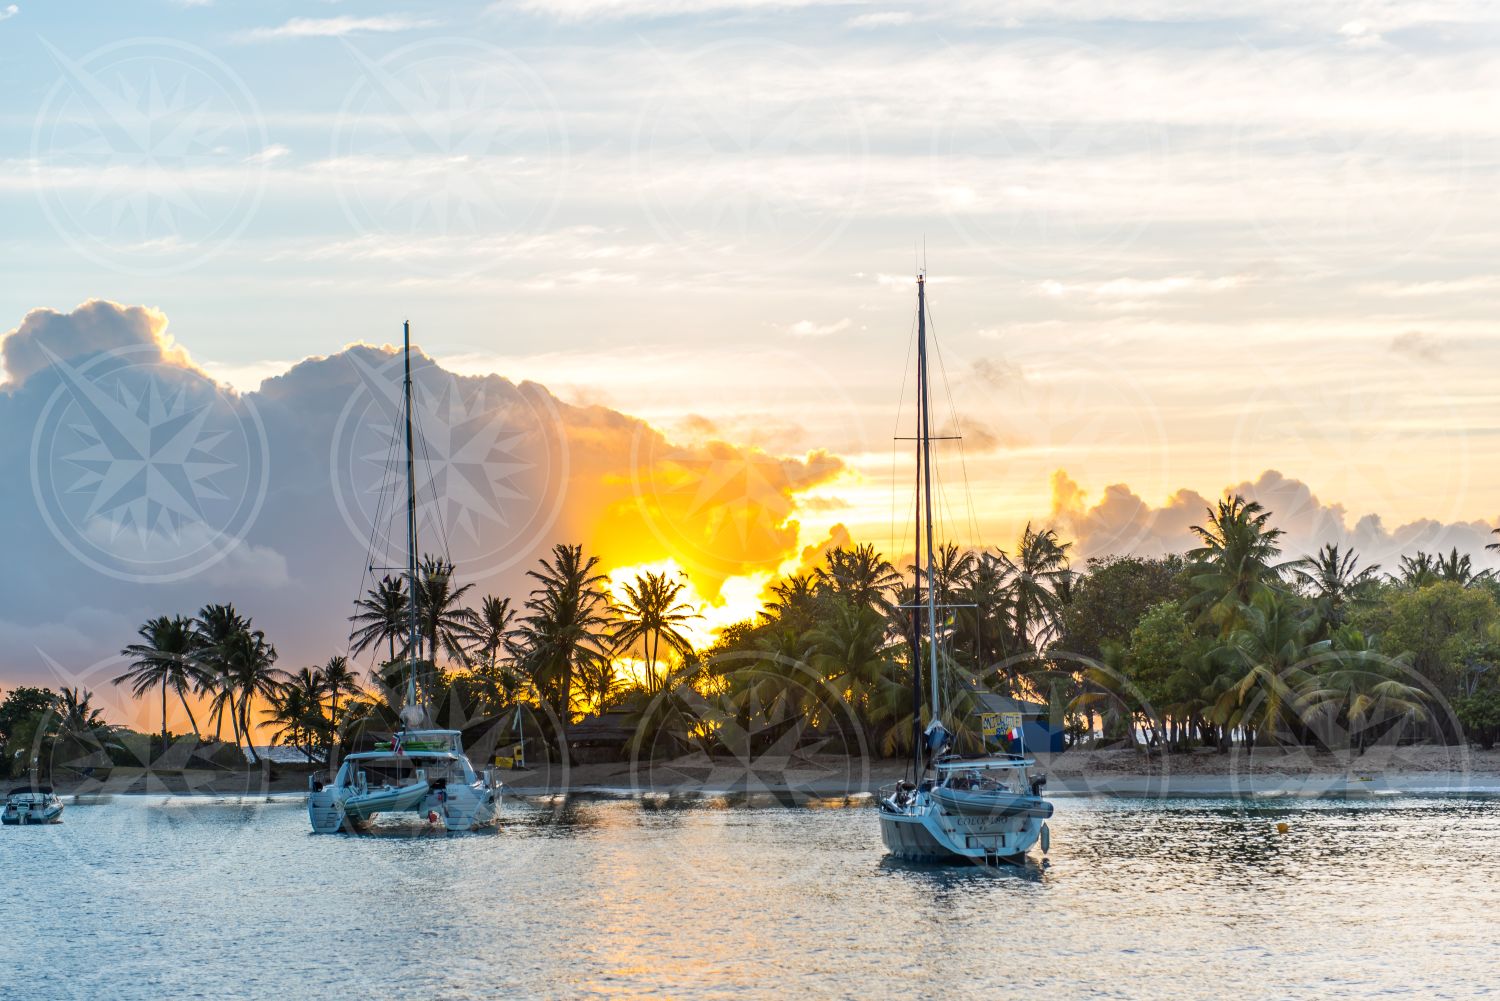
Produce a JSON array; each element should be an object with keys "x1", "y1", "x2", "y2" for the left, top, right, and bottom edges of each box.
[{"x1": 1454, "y1": 690, "x2": 1500, "y2": 750}]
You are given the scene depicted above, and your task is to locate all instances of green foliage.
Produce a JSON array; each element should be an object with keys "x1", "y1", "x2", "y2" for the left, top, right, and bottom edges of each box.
[
  {"x1": 1059, "y1": 555, "x2": 1190, "y2": 662},
  {"x1": 1355, "y1": 581, "x2": 1497, "y2": 695},
  {"x1": 1455, "y1": 689, "x2": 1500, "y2": 750}
]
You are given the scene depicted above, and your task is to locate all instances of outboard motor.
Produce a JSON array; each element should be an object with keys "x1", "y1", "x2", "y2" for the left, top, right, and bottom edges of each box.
[{"x1": 1030, "y1": 774, "x2": 1047, "y2": 797}]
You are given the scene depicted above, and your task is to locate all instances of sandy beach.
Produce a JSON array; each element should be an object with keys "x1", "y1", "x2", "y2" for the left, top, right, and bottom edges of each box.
[{"x1": 41, "y1": 745, "x2": 1500, "y2": 801}]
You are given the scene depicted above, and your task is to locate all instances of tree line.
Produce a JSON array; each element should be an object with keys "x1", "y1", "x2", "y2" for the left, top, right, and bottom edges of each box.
[{"x1": 14, "y1": 495, "x2": 1500, "y2": 774}]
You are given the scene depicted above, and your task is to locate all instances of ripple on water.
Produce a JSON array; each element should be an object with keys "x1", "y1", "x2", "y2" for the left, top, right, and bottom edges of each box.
[{"x1": 0, "y1": 794, "x2": 1496, "y2": 999}]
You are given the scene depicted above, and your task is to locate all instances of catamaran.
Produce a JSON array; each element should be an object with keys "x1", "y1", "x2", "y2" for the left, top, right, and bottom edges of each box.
[
  {"x1": 307, "y1": 322, "x2": 501, "y2": 834},
  {"x1": 876, "y1": 273, "x2": 1053, "y2": 864}
]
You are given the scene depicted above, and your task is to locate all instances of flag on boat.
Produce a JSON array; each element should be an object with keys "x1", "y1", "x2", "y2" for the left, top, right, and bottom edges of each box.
[{"x1": 392, "y1": 732, "x2": 404, "y2": 756}]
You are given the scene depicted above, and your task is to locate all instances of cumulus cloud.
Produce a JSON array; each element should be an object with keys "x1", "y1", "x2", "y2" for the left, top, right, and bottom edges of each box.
[
  {"x1": 1, "y1": 300, "x2": 200, "y2": 387},
  {"x1": 0, "y1": 303, "x2": 845, "y2": 689},
  {"x1": 1051, "y1": 467, "x2": 1500, "y2": 573}
]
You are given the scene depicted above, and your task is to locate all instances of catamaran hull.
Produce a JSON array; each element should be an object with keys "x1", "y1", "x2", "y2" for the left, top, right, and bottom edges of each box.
[
  {"x1": 308, "y1": 784, "x2": 500, "y2": 834},
  {"x1": 879, "y1": 804, "x2": 1045, "y2": 863}
]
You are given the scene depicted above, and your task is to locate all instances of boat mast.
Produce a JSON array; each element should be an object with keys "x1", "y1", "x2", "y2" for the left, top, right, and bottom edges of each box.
[
  {"x1": 403, "y1": 321, "x2": 420, "y2": 715},
  {"x1": 917, "y1": 274, "x2": 941, "y2": 719},
  {"x1": 909, "y1": 292, "x2": 924, "y2": 779}
]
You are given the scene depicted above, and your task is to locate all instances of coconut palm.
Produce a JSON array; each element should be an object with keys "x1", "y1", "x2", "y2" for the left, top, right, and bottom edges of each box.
[
  {"x1": 319, "y1": 655, "x2": 362, "y2": 737},
  {"x1": 415, "y1": 556, "x2": 479, "y2": 665},
  {"x1": 1395, "y1": 552, "x2": 1438, "y2": 588},
  {"x1": 350, "y1": 575, "x2": 409, "y2": 664},
  {"x1": 54, "y1": 688, "x2": 108, "y2": 737},
  {"x1": 1187, "y1": 495, "x2": 1290, "y2": 634},
  {"x1": 1435, "y1": 547, "x2": 1488, "y2": 585},
  {"x1": 1299, "y1": 628, "x2": 1429, "y2": 753},
  {"x1": 613, "y1": 571, "x2": 700, "y2": 696},
  {"x1": 193, "y1": 603, "x2": 251, "y2": 743},
  {"x1": 998, "y1": 523, "x2": 1073, "y2": 653},
  {"x1": 1292, "y1": 543, "x2": 1382, "y2": 630},
  {"x1": 117, "y1": 615, "x2": 202, "y2": 746},
  {"x1": 761, "y1": 573, "x2": 820, "y2": 631},
  {"x1": 1214, "y1": 591, "x2": 1325, "y2": 752},
  {"x1": 806, "y1": 597, "x2": 899, "y2": 736},
  {"x1": 815, "y1": 544, "x2": 901, "y2": 613},
  {"x1": 514, "y1": 544, "x2": 616, "y2": 725},
  {"x1": 219, "y1": 626, "x2": 282, "y2": 765}
]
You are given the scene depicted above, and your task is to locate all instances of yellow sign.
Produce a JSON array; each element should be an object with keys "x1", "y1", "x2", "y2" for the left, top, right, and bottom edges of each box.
[
  {"x1": 1001, "y1": 713, "x2": 1022, "y2": 732},
  {"x1": 494, "y1": 743, "x2": 526, "y2": 770},
  {"x1": 980, "y1": 713, "x2": 999, "y2": 737}
]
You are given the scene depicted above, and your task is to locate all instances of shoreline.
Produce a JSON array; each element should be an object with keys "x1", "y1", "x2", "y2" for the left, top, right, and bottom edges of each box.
[{"x1": 36, "y1": 746, "x2": 1500, "y2": 802}]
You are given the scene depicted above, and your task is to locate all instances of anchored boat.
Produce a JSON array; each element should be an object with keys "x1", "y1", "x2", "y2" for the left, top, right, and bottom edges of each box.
[
  {"x1": 307, "y1": 322, "x2": 501, "y2": 834},
  {"x1": 309, "y1": 729, "x2": 499, "y2": 834},
  {"x1": 876, "y1": 272, "x2": 1053, "y2": 864},
  {"x1": 3, "y1": 787, "x2": 64, "y2": 826}
]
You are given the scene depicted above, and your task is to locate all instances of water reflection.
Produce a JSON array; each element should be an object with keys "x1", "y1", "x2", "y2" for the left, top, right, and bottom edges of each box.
[{"x1": 1, "y1": 794, "x2": 1495, "y2": 1000}]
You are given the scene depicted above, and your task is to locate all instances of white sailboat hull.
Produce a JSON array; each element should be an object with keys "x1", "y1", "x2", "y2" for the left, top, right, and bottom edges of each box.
[{"x1": 878, "y1": 795, "x2": 1046, "y2": 863}]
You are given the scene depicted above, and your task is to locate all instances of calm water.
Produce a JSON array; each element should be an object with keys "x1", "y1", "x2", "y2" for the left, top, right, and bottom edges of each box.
[{"x1": 3, "y1": 793, "x2": 1497, "y2": 999}]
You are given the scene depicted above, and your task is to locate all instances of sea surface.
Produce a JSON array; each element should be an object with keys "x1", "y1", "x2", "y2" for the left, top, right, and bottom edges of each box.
[{"x1": 2, "y1": 793, "x2": 1497, "y2": 999}]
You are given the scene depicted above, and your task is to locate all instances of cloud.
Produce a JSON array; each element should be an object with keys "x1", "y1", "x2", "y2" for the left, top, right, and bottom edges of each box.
[
  {"x1": 1390, "y1": 330, "x2": 1444, "y2": 363},
  {"x1": 847, "y1": 11, "x2": 913, "y2": 27},
  {"x1": 243, "y1": 15, "x2": 440, "y2": 40},
  {"x1": 787, "y1": 318, "x2": 851, "y2": 338},
  {"x1": 1, "y1": 300, "x2": 201, "y2": 387},
  {"x1": 0, "y1": 302, "x2": 845, "y2": 690},
  {"x1": 0, "y1": 5, "x2": 18, "y2": 22},
  {"x1": 1050, "y1": 468, "x2": 1500, "y2": 573},
  {"x1": 508, "y1": 0, "x2": 857, "y2": 20}
]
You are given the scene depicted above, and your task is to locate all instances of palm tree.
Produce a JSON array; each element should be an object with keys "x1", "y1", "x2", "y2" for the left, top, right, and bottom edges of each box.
[
  {"x1": 319, "y1": 655, "x2": 362, "y2": 738},
  {"x1": 350, "y1": 575, "x2": 409, "y2": 664},
  {"x1": 219, "y1": 626, "x2": 282, "y2": 765},
  {"x1": 415, "y1": 556, "x2": 479, "y2": 665},
  {"x1": 262, "y1": 682, "x2": 323, "y2": 763},
  {"x1": 1187, "y1": 495, "x2": 1290, "y2": 634},
  {"x1": 514, "y1": 544, "x2": 615, "y2": 727},
  {"x1": 1292, "y1": 543, "x2": 1382, "y2": 630},
  {"x1": 117, "y1": 615, "x2": 201, "y2": 746},
  {"x1": 815, "y1": 544, "x2": 901, "y2": 612},
  {"x1": 806, "y1": 597, "x2": 899, "y2": 736},
  {"x1": 470, "y1": 595, "x2": 515, "y2": 672},
  {"x1": 1435, "y1": 547, "x2": 1488, "y2": 585},
  {"x1": 1395, "y1": 552, "x2": 1438, "y2": 588},
  {"x1": 1299, "y1": 628, "x2": 1429, "y2": 753},
  {"x1": 998, "y1": 523, "x2": 1073, "y2": 654},
  {"x1": 613, "y1": 571, "x2": 700, "y2": 696},
  {"x1": 193, "y1": 604, "x2": 251, "y2": 743},
  {"x1": 54, "y1": 688, "x2": 107, "y2": 735},
  {"x1": 1214, "y1": 591, "x2": 1324, "y2": 752}
]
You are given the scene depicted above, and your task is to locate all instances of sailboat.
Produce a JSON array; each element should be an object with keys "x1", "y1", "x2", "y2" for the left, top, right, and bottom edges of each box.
[
  {"x1": 876, "y1": 273, "x2": 1054, "y2": 864},
  {"x1": 307, "y1": 322, "x2": 502, "y2": 834}
]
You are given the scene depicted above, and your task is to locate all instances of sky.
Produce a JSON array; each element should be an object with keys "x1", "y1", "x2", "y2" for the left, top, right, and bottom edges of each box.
[{"x1": 3, "y1": 1, "x2": 1500, "y2": 715}]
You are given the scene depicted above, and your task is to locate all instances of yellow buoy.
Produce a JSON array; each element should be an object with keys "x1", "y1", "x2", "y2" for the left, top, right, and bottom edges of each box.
[{"x1": 1276, "y1": 822, "x2": 1289, "y2": 834}]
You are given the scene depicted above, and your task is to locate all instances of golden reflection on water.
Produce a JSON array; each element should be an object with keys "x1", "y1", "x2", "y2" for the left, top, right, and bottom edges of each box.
[{"x1": 2, "y1": 794, "x2": 1497, "y2": 999}]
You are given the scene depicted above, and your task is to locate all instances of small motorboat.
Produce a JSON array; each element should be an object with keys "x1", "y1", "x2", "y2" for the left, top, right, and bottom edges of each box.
[
  {"x1": 3, "y1": 787, "x2": 64, "y2": 825},
  {"x1": 340, "y1": 777, "x2": 431, "y2": 822}
]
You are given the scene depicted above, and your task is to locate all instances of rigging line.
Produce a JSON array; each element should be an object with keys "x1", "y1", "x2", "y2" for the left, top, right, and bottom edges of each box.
[
  {"x1": 925, "y1": 285, "x2": 984, "y2": 548},
  {"x1": 347, "y1": 370, "x2": 408, "y2": 667},
  {"x1": 889, "y1": 302, "x2": 920, "y2": 571},
  {"x1": 409, "y1": 375, "x2": 457, "y2": 566}
]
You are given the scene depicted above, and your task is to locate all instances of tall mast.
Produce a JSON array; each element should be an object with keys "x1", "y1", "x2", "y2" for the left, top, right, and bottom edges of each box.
[
  {"x1": 917, "y1": 274, "x2": 941, "y2": 718},
  {"x1": 403, "y1": 321, "x2": 420, "y2": 714},
  {"x1": 910, "y1": 308, "x2": 924, "y2": 778}
]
